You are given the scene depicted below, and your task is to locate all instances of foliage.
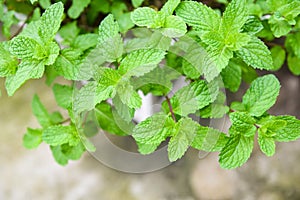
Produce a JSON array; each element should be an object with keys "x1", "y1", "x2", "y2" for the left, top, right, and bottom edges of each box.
[{"x1": 1, "y1": 0, "x2": 300, "y2": 169}]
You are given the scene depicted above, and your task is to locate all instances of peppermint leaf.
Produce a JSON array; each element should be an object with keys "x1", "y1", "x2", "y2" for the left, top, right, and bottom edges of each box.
[
  {"x1": 133, "y1": 113, "x2": 174, "y2": 144},
  {"x1": 42, "y1": 125, "x2": 78, "y2": 146},
  {"x1": 39, "y1": 2, "x2": 64, "y2": 42},
  {"x1": 242, "y1": 74, "x2": 281, "y2": 117},
  {"x1": 270, "y1": 46, "x2": 286, "y2": 70},
  {"x1": 191, "y1": 126, "x2": 229, "y2": 152},
  {"x1": 68, "y1": 0, "x2": 91, "y2": 19},
  {"x1": 221, "y1": 58, "x2": 242, "y2": 92},
  {"x1": 23, "y1": 128, "x2": 43, "y2": 149},
  {"x1": 258, "y1": 129, "x2": 276, "y2": 157},
  {"x1": 229, "y1": 112, "x2": 257, "y2": 137},
  {"x1": 118, "y1": 49, "x2": 166, "y2": 77},
  {"x1": 52, "y1": 84, "x2": 73, "y2": 110},
  {"x1": 5, "y1": 60, "x2": 45, "y2": 96},
  {"x1": 161, "y1": 0, "x2": 180, "y2": 15},
  {"x1": 219, "y1": 134, "x2": 254, "y2": 169},
  {"x1": 176, "y1": 1, "x2": 221, "y2": 36},
  {"x1": 168, "y1": 117, "x2": 198, "y2": 162},
  {"x1": 236, "y1": 36, "x2": 274, "y2": 70}
]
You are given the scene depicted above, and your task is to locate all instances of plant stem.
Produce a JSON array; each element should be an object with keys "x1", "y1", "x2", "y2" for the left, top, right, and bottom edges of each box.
[{"x1": 165, "y1": 96, "x2": 176, "y2": 122}]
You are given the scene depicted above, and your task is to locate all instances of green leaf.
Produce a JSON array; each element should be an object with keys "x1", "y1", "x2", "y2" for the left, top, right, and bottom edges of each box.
[
  {"x1": 273, "y1": 116, "x2": 300, "y2": 142},
  {"x1": 0, "y1": 42, "x2": 18, "y2": 77},
  {"x1": 242, "y1": 74, "x2": 281, "y2": 117},
  {"x1": 39, "y1": 2, "x2": 64, "y2": 42},
  {"x1": 132, "y1": 0, "x2": 144, "y2": 8},
  {"x1": 199, "y1": 92, "x2": 229, "y2": 119},
  {"x1": 31, "y1": 94, "x2": 52, "y2": 128},
  {"x1": 219, "y1": 134, "x2": 254, "y2": 169},
  {"x1": 242, "y1": 16, "x2": 264, "y2": 35},
  {"x1": 133, "y1": 113, "x2": 174, "y2": 144},
  {"x1": 68, "y1": 0, "x2": 91, "y2": 19},
  {"x1": 236, "y1": 36, "x2": 274, "y2": 70},
  {"x1": 171, "y1": 80, "x2": 216, "y2": 116},
  {"x1": 119, "y1": 49, "x2": 166, "y2": 77},
  {"x1": 203, "y1": 44, "x2": 233, "y2": 82},
  {"x1": 221, "y1": 58, "x2": 242, "y2": 92},
  {"x1": 43, "y1": 125, "x2": 78, "y2": 146},
  {"x1": 168, "y1": 117, "x2": 198, "y2": 162},
  {"x1": 285, "y1": 32, "x2": 300, "y2": 58},
  {"x1": 269, "y1": 16, "x2": 291, "y2": 38},
  {"x1": 258, "y1": 129, "x2": 276, "y2": 156},
  {"x1": 9, "y1": 36, "x2": 43, "y2": 60},
  {"x1": 191, "y1": 126, "x2": 229, "y2": 152},
  {"x1": 229, "y1": 112, "x2": 257, "y2": 137},
  {"x1": 176, "y1": 1, "x2": 221, "y2": 36},
  {"x1": 58, "y1": 22, "x2": 80, "y2": 45},
  {"x1": 61, "y1": 142, "x2": 86, "y2": 160},
  {"x1": 5, "y1": 60, "x2": 45, "y2": 96},
  {"x1": 112, "y1": 94, "x2": 135, "y2": 123},
  {"x1": 53, "y1": 84, "x2": 73, "y2": 109},
  {"x1": 136, "y1": 142, "x2": 161, "y2": 155},
  {"x1": 270, "y1": 46, "x2": 286, "y2": 70},
  {"x1": 39, "y1": 0, "x2": 51, "y2": 9},
  {"x1": 72, "y1": 33, "x2": 98, "y2": 52},
  {"x1": 95, "y1": 102, "x2": 127, "y2": 136},
  {"x1": 50, "y1": 145, "x2": 68, "y2": 165},
  {"x1": 287, "y1": 55, "x2": 300, "y2": 75},
  {"x1": 221, "y1": 0, "x2": 247, "y2": 33},
  {"x1": 23, "y1": 128, "x2": 43, "y2": 149},
  {"x1": 98, "y1": 14, "x2": 119, "y2": 44},
  {"x1": 131, "y1": 7, "x2": 165, "y2": 28},
  {"x1": 116, "y1": 78, "x2": 142, "y2": 109},
  {"x1": 52, "y1": 48, "x2": 82, "y2": 80},
  {"x1": 161, "y1": 15, "x2": 187, "y2": 38},
  {"x1": 1, "y1": 10, "x2": 18, "y2": 38},
  {"x1": 161, "y1": 0, "x2": 180, "y2": 15},
  {"x1": 97, "y1": 15, "x2": 123, "y2": 62}
]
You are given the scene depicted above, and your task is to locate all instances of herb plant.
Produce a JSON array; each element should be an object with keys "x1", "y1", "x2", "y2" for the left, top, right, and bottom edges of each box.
[{"x1": 1, "y1": 0, "x2": 300, "y2": 169}]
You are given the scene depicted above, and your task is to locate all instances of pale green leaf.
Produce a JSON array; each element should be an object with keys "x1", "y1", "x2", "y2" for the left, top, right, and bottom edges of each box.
[
  {"x1": 229, "y1": 112, "x2": 257, "y2": 137},
  {"x1": 43, "y1": 125, "x2": 78, "y2": 146},
  {"x1": 68, "y1": 0, "x2": 91, "y2": 19},
  {"x1": 61, "y1": 142, "x2": 86, "y2": 160},
  {"x1": 39, "y1": 2, "x2": 64, "y2": 42},
  {"x1": 221, "y1": 0, "x2": 247, "y2": 33},
  {"x1": 50, "y1": 145, "x2": 68, "y2": 165},
  {"x1": 9, "y1": 36, "x2": 43, "y2": 60},
  {"x1": 116, "y1": 78, "x2": 142, "y2": 109},
  {"x1": 236, "y1": 36, "x2": 274, "y2": 70},
  {"x1": 58, "y1": 22, "x2": 80, "y2": 45},
  {"x1": 53, "y1": 84, "x2": 73, "y2": 110},
  {"x1": 23, "y1": 128, "x2": 42, "y2": 149},
  {"x1": 242, "y1": 16, "x2": 264, "y2": 35},
  {"x1": 5, "y1": 60, "x2": 45, "y2": 96},
  {"x1": 72, "y1": 33, "x2": 98, "y2": 51},
  {"x1": 191, "y1": 126, "x2": 228, "y2": 152},
  {"x1": 161, "y1": 15, "x2": 187, "y2": 38},
  {"x1": 172, "y1": 80, "x2": 215, "y2": 116},
  {"x1": 52, "y1": 48, "x2": 82, "y2": 80},
  {"x1": 133, "y1": 113, "x2": 174, "y2": 144},
  {"x1": 219, "y1": 134, "x2": 254, "y2": 169},
  {"x1": 131, "y1": 7, "x2": 165, "y2": 28},
  {"x1": 242, "y1": 74, "x2": 281, "y2": 117},
  {"x1": 98, "y1": 14, "x2": 119, "y2": 44},
  {"x1": 161, "y1": 0, "x2": 180, "y2": 15},
  {"x1": 221, "y1": 58, "x2": 242, "y2": 92},
  {"x1": 285, "y1": 32, "x2": 300, "y2": 58},
  {"x1": 258, "y1": 130, "x2": 276, "y2": 156},
  {"x1": 176, "y1": 1, "x2": 221, "y2": 35},
  {"x1": 119, "y1": 49, "x2": 166, "y2": 77},
  {"x1": 273, "y1": 116, "x2": 300, "y2": 142},
  {"x1": 0, "y1": 42, "x2": 18, "y2": 77},
  {"x1": 95, "y1": 102, "x2": 127, "y2": 136},
  {"x1": 287, "y1": 55, "x2": 300, "y2": 75},
  {"x1": 31, "y1": 94, "x2": 52, "y2": 128},
  {"x1": 168, "y1": 118, "x2": 198, "y2": 162},
  {"x1": 132, "y1": 0, "x2": 144, "y2": 8},
  {"x1": 270, "y1": 46, "x2": 286, "y2": 71},
  {"x1": 269, "y1": 17, "x2": 291, "y2": 38}
]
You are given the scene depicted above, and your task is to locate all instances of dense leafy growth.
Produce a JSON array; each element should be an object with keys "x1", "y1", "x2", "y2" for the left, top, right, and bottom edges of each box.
[{"x1": 1, "y1": 0, "x2": 300, "y2": 169}]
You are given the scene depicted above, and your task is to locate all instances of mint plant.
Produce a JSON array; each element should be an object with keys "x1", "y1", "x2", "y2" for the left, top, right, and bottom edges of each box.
[{"x1": 1, "y1": 0, "x2": 300, "y2": 170}]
